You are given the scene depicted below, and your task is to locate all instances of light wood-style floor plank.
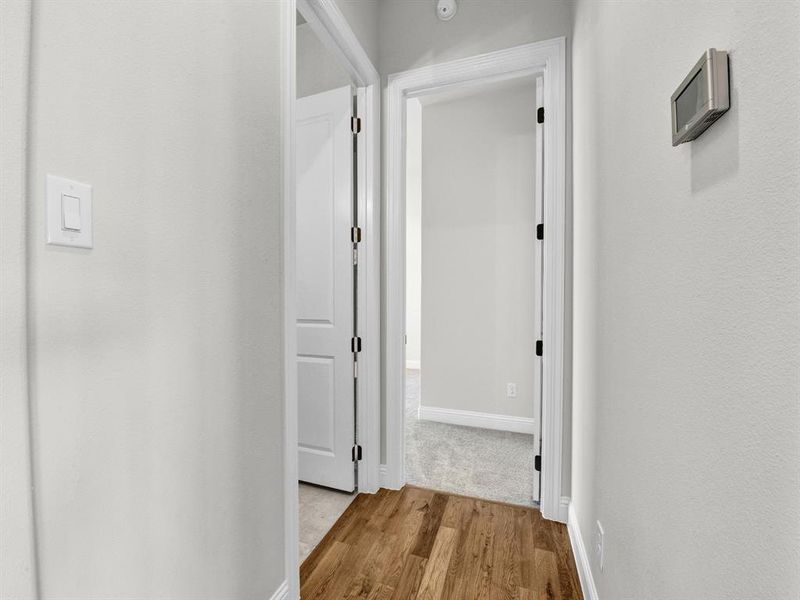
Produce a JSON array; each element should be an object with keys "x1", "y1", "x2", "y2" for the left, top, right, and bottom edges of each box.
[
  {"x1": 300, "y1": 486, "x2": 583, "y2": 600},
  {"x1": 416, "y1": 526, "x2": 457, "y2": 600}
]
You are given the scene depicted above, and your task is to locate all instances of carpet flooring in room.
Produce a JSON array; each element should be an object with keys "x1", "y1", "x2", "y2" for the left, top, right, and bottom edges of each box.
[{"x1": 404, "y1": 369, "x2": 537, "y2": 506}]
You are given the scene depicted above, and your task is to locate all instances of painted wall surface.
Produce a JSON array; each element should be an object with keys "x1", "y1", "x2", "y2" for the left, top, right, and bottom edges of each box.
[
  {"x1": 405, "y1": 98, "x2": 423, "y2": 369},
  {"x1": 0, "y1": 1, "x2": 38, "y2": 597},
  {"x1": 296, "y1": 22, "x2": 352, "y2": 98},
  {"x1": 26, "y1": 2, "x2": 285, "y2": 598},
  {"x1": 379, "y1": 0, "x2": 571, "y2": 75},
  {"x1": 337, "y1": 0, "x2": 380, "y2": 69},
  {"x1": 570, "y1": 1, "x2": 800, "y2": 598},
  {"x1": 418, "y1": 84, "x2": 538, "y2": 420}
]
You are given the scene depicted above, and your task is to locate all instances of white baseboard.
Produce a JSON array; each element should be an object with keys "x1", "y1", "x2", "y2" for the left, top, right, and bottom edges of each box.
[
  {"x1": 567, "y1": 503, "x2": 599, "y2": 600},
  {"x1": 269, "y1": 580, "x2": 289, "y2": 600},
  {"x1": 405, "y1": 360, "x2": 420, "y2": 370},
  {"x1": 418, "y1": 405, "x2": 535, "y2": 434},
  {"x1": 559, "y1": 495, "x2": 570, "y2": 523},
  {"x1": 378, "y1": 463, "x2": 389, "y2": 488}
]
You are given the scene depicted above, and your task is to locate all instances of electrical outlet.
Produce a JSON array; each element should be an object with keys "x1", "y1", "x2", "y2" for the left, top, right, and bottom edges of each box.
[
  {"x1": 594, "y1": 521, "x2": 605, "y2": 572},
  {"x1": 506, "y1": 383, "x2": 517, "y2": 398}
]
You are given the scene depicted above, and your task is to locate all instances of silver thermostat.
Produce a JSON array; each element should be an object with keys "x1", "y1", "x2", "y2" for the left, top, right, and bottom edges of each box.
[{"x1": 671, "y1": 48, "x2": 730, "y2": 146}]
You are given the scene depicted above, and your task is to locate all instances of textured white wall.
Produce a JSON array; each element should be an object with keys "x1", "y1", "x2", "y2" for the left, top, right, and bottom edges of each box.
[
  {"x1": 337, "y1": 0, "x2": 380, "y2": 68},
  {"x1": 379, "y1": 0, "x2": 571, "y2": 75},
  {"x1": 571, "y1": 1, "x2": 800, "y2": 598},
  {"x1": 418, "y1": 84, "x2": 538, "y2": 420},
  {"x1": 0, "y1": 1, "x2": 38, "y2": 597},
  {"x1": 296, "y1": 22, "x2": 352, "y2": 98},
  {"x1": 296, "y1": 0, "x2": 378, "y2": 98},
  {"x1": 25, "y1": 1, "x2": 284, "y2": 598},
  {"x1": 405, "y1": 98, "x2": 423, "y2": 368}
]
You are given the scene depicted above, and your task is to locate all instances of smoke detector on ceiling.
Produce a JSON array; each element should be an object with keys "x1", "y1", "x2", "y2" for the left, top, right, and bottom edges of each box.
[{"x1": 436, "y1": 0, "x2": 457, "y2": 21}]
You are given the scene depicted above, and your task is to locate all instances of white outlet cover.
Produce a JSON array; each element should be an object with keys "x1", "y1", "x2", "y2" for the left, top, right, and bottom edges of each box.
[
  {"x1": 46, "y1": 174, "x2": 93, "y2": 249},
  {"x1": 595, "y1": 520, "x2": 605, "y2": 571}
]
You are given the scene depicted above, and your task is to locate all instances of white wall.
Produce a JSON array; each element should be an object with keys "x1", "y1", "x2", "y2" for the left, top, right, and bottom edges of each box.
[
  {"x1": 379, "y1": 0, "x2": 571, "y2": 75},
  {"x1": 337, "y1": 0, "x2": 380, "y2": 69},
  {"x1": 571, "y1": 1, "x2": 800, "y2": 598},
  {"x1": 405, "y1": 98, "x2": 423, "y2": 369},
  {"x1": 296, "y1": 22, "x2": 352, "y2": 98},
  {"x1": 296, "y1": 0, "x2": 378, "y2": 99},
  {"x1": 0, "y1": 1, "x2": 38, "y2": 597},
  {"x1": 417, "y1": 83, "x2": 538, "y2": 420},
  {"x1": 25, "y1": 2, "x2": 285, "y2": 598}
]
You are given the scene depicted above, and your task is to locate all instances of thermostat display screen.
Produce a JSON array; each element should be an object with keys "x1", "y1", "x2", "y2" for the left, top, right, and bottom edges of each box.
[{"x1": 675, "y1": 67, "x2": 707, "y2": 131}]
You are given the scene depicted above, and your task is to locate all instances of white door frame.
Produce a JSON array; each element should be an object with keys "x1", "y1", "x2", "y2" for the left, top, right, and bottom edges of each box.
[
  {"x1": 281, "y1": 0, "x2": 381, "y2": 597},
  {"x1": 383, "y1": 38, "x2": 569, "y2": 523}
]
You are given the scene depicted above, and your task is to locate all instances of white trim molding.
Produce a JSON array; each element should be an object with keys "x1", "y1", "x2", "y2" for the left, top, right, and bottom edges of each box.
[
  {"x1": 280, "y1": 2, "x2": 300, "y2": 599},
  {"x1": 283, "y1": 4, "x2": 382, "y2": 599},
  {"x1": 379, "y1": 464, "x2": 392, "y2": 489},
  {"x1": 418, "y1": 406, "x2": 536, "y2": 435},
  {"x1": 568, "y1": 503, "x2": 599, "y2": 600},
  {"x1": 269, "y1": 580, "x2": 290, "y2": 600},
  {"x1": 296, "y1": 0, "x2": 379, "y2": 87},
  {"x1": 384, "y1": 38, "x2": 569, "y2": 523},
  {"x1": 355, "y1": 82, "x2": 382, "y2": 495},
  {"x1": 559, "y1": 495, "x2": 570, "y2": 524},
  {"x1": 405, "y1": 360, "x2": 421, "y2": 370},
  {"x1": 297, "y1": 0, "x2": 381, "y2": 497}
]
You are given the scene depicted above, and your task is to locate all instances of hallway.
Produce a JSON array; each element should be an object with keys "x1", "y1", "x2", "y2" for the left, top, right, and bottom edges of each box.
[
  {"x1": 3, "y1": 1, "x2": 798, "y2": 599},
  {"x1": 300, "y1": 486, "x2": 582, "y2": 599}
]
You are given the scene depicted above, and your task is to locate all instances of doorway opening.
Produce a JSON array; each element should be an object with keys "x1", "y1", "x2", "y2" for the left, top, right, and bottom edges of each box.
[
  {"x1": 402, "y1": 77, "x2": 544, "y2": 507},
  {"x1": 384, "y1": 38, "x2": 568, "y2": 523}
]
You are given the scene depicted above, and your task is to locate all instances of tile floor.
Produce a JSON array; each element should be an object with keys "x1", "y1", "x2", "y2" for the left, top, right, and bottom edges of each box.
[{"x1": 298, "y1": 482, "x2": 355, "y2": 563}]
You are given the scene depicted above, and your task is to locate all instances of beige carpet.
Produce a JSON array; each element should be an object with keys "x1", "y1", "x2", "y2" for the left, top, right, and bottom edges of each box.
[
  {"x1": 405, "y1": 369, "x2": 537, "y2": 506},
  {"x1": 299, "y1": 482, "x2": 355, "y2": 563}
]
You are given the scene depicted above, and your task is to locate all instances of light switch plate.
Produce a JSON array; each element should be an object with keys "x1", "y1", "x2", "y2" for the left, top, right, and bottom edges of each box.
[{"x1": 46, "y1": 174, "x2": 92, "y2": 248}]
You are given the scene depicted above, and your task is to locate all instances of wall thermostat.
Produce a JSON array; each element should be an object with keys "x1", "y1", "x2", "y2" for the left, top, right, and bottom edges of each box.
[{"x1": 671, "y1": 48, "x2": 730, "y2": 146}]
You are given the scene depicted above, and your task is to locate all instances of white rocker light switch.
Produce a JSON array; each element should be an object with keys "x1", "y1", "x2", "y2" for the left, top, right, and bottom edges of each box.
[
  {"x1": 62, "y1": 194, "x2": 82, "y2": 231},
  {"x1": 47, "y1": 175, "x2": 93, "y2": 248}
]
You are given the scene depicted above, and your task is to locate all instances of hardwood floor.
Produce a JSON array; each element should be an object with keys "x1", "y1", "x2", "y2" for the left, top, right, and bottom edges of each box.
[{"x1": 300, "y1": 485, "x2": 583, "y2": 599}]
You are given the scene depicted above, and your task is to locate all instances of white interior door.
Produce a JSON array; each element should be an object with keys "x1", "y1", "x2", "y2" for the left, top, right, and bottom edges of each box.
[{"x1": 296, "y1": 85, "x2": 355, "y2": 492}]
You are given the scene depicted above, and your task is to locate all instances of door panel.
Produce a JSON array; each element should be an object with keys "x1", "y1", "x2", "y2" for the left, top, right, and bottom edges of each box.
[{"x1": 296, "y1": 86, "x2": 355, "y2": 492}]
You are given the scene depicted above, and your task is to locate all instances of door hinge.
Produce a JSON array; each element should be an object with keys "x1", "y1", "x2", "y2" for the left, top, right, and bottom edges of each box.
[
  {"x1": 536, "y1": 223, "x2": 544, "y2": 240},
  {"x1": 537, "y1": 107, "x2": 545, "y2": 124},
  {"x1": 534, "y1": 455, "x2": 541, "y2": 472},
  {"x1": 536, "y1": 339, "x2": 543, "y2": 356},
  {"x1": 351, "y1": 116, "x2": 362, "y2": 134},
  {"x1": 352, "y1": 444, "x2": 363, "y2": 462},
  {"x1": 351, "y1": 226, "x2": 362, "y2": 243},
  {"x1": 351, "y1": 336, "x2": 362, "y2": 353}
]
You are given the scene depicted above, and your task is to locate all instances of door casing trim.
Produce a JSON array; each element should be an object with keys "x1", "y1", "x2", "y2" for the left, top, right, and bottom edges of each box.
[
  {"x1": 383, "y1": 38, "x2": 569, "y2": 523},
  {"x1": 282, "y1": 2, "x2": 381, "y2": 598}
]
